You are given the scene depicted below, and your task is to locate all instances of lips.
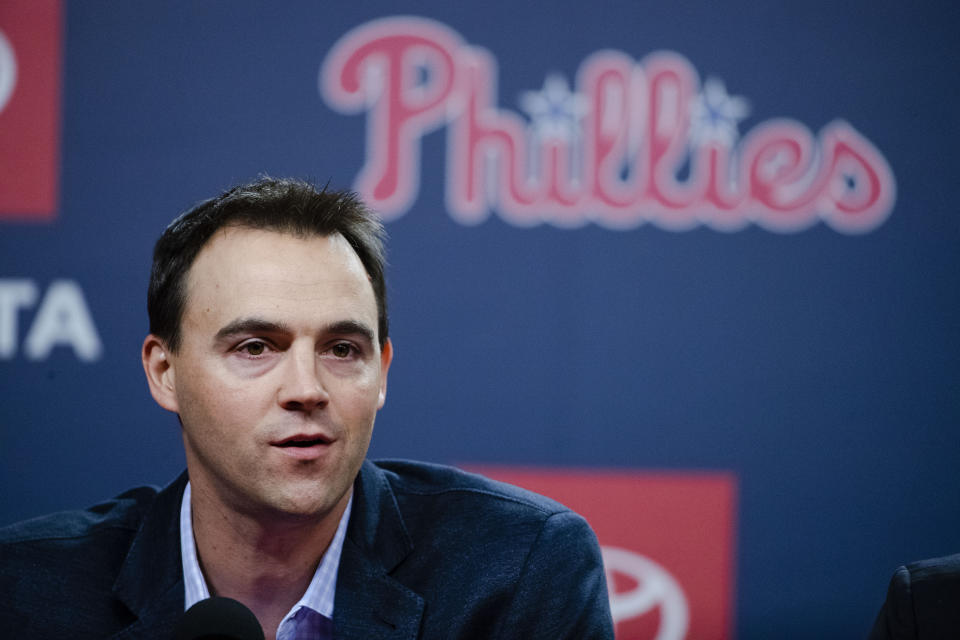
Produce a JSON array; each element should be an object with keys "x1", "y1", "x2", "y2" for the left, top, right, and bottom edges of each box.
[
  {"x1": 272, "y1": 433, "x2": 333, "y2": 448},
  {"x1": 270, "y1": 433, "x2": 335, "y2": 460}
]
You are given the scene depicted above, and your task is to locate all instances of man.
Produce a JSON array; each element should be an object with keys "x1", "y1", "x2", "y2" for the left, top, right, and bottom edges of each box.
[
  {"x1": 868, "y1": 553, "x2": 960, "y2": 639},
  {"x1": 0, "y1": 177, "x2": 614, "y2": 639}
]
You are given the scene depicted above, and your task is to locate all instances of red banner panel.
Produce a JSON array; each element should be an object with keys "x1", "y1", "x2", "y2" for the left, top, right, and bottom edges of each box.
[
  {"x1": 472, "y1": 467, "x2": 737, "y2": 640},
  {"x1": 0, "y1": 1, "x2": 61, "y2": 220}
]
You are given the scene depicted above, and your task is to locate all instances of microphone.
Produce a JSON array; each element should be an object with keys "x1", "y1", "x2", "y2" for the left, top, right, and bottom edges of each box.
[{"x1": 175, "y1": 596, "x2": 265, "y2": 640}]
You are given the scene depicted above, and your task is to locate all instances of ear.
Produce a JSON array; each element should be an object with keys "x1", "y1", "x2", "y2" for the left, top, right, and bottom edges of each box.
[
  {"x1": 377, "y1": 338, "x2": 393, "y2": 409},
  {"x1": 142, "y1": 334, "x2": 179, "y2": 413}
]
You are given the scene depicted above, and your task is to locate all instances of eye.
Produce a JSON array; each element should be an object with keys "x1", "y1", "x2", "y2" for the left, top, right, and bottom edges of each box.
[
  {"x1": 238, "y1": 341, "x2": 268, "y2": 356},
  {"x1": 330, "y1": 343, "x2": 354, "y2": 358}
]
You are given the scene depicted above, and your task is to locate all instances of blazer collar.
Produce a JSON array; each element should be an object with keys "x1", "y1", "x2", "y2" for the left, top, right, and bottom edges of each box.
[
  {"x1": 104, "y1": 463, "x2": 426, "y2": 639},
  {"x1": 334, "y1": 460, "x2": 425, "y2": 639},
  {"x1": 110, "y1": 472, "x2": 188, "y2": 639}
]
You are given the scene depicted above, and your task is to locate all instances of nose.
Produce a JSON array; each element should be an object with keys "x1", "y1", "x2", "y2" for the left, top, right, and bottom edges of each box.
[{"x1": 277, "y1": 344, "x2": 329, "y2": 412}]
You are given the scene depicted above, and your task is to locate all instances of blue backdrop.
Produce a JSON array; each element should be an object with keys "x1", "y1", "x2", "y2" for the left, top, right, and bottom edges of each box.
[{"x1": 1, "y1": 2, "x2": 958, "y2": 638}]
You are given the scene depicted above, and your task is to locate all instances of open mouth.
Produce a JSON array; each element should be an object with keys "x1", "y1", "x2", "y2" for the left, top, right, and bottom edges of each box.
[{"x1": 273, "y1": 435, "x2": 331, "y2": 448}]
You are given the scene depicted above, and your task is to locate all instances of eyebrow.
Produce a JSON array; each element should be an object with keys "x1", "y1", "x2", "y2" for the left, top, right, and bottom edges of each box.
[
  {"x1": 214, "y1": 317, "x2": 292, "y2": 342},
  {"x1": 213, "y1": 316, "x2": 376, "y2": 345},
  {"x1": 324, "y1": 319, "x2": 376, "y2": 345}
]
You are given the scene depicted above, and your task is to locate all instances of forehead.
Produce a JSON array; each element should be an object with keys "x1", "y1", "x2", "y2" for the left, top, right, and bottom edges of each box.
[{"x1": 182, "y1": 226, "x2": 377, "y2": 327}]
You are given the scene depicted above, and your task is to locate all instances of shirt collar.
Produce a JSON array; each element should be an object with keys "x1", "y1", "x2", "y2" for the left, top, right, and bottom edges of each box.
[{"x1": 179, "y1": 481, "x2": 352, "y2": 622}]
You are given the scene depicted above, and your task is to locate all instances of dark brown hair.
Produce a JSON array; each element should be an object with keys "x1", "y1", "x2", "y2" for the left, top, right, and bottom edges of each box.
[{"x1": 148, "y1": 177, "x2": 388, "y2": 351}]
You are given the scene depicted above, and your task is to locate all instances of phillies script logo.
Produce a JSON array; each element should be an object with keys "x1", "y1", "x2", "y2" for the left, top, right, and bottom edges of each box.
[{"x1": 321, "y1": 16, "x2": 895, "y2": 233}]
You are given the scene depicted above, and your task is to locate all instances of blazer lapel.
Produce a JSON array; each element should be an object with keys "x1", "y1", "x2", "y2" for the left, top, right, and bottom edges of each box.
[
  {"x1": 334, "y1": 461, "x2": 425, "y2": 639},
  {"x1": 109, "y1": 474, "x2": 188, "y2": 639},
  {"x1": 102, "y1": 465, "x2": 425, "y2": 639}
]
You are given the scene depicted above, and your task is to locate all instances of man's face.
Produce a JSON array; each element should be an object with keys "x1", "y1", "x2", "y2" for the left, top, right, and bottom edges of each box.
[{"x1": 149, "y1": 226, "x2": 391, "y2": 522}]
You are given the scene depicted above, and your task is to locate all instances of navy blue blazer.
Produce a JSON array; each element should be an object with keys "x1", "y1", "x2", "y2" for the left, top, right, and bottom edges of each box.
[
  {"x1": 868, "y1": 553, "x2": 960, "y2": 639},
  {"x1": 0, "y1": 459, "x2": 614, "y2": 639}
]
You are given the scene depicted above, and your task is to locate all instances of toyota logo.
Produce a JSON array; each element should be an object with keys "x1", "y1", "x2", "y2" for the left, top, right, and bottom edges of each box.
[
  {"x1": 602, "y1": 546, "x2": 690, "y2": 640},
  {"x1": 0, "y1": 29, "x2": 17, "y2": 114}
]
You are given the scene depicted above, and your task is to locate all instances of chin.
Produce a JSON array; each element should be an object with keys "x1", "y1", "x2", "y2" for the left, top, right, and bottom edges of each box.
[{"x1": 266, "y1": 488, "x2": 345, "y2": 520}]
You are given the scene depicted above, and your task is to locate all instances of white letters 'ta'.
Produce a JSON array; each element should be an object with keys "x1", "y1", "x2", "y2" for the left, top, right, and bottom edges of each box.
[{"x1": 0, "y1": 279, "x2": 103, "y2": 361}]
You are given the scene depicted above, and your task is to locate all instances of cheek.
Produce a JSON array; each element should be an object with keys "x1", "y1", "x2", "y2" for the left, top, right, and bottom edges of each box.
[
  {"x1": 345, "y1": 373, "x2": 385, "y2": 407},
  {"x1": 176, "y1": 368, "x2": 261, "y2": 429}
]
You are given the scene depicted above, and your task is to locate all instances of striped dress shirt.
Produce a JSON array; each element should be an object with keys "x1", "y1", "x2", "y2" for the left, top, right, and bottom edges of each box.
[{"x1": 179, "y1": 482, "x2": 351, "y2": 639}]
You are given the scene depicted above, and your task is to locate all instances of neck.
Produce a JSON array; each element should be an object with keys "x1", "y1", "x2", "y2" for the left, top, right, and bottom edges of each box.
[{"x1": 188, "y1": 482, "x2": 349, "y2": 639}]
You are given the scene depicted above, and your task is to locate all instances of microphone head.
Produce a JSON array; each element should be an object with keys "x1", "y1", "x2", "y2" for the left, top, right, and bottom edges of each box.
[{"x1": 175, "y1": 596, "x2": 265, "y2": 640}]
